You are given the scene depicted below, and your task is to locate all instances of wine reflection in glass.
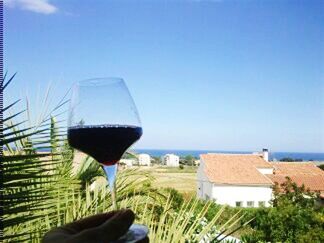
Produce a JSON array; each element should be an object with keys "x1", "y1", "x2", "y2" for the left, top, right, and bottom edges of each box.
[{"x1": 67, "y1": 78, "x2": 147, "y2": 242}]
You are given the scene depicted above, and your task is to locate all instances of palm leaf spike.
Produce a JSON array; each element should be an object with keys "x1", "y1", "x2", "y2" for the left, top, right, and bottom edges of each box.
[
  {"x1": 25, "y1": 95, "x2": 32, "y2": 129},
  {"x1": 50, "y1": 116, "x2": 59, "y2": 162},
  {"x1": 1, "y1": 99, "x2": 21, "y2": 114},
  {"x1": 147, "y1": 197, "x2": 157, "y2": 230},
  {"x1": 3, "y1": 120, "x2": 27, "y2": 132},
  {"x1": 34, "y1": 80, "x2": 71, "y2": 130},
  {"x1": 153, "y1": 193, "x2": 172, "y2": 242},
  {"x1": 214, "y1": 217, "x2": 254, "y2": 243},
  {"x1": 217, "y1": 208, "x2": 243, "y2": 234},
  {"x1": 185, "y1": 200, "x2": 215, "y2": 238},
  {"x1": 1, "y1": 70, "x2": 8, "y2": 87},
  {"x1": 3, "y1": 110, "x2": 26, "y2": 123},
  {"x1": 196, "y1": 205, "x2": 226, "y2": 242},
  {"x1": 36, "y1": 83, "x2": 52, "y2": 126},
  {"x1": 169, "y1": 198, "x2": 203, "y2": 242},
  {"x1": 211, "y1": 209, "x2": 247, "y2": 242},
  {"x1": 1, "y1": 72, "x2": 17, "y2": 93},
  {"x1": 187, "y1": 198, "x2": 211, "y2": 227}
]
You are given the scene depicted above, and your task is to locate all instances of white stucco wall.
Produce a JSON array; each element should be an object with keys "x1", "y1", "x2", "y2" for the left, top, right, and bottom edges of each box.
[
  {"x1": 138, "y1": 154, "x2": 151, "y2": 166},
  {"x1": 197, "y1": 159, "x2": 213, "y2": 199},
  {"x1": 197, "y1": 160, "x2": 205, "y2": 198},
  {"x1": 164, "y1": 154, "x2": 179, "y2": 167},
  {"x1": 120, "y1": 159, "x2": 135, "y2": 167},
  {"x1": 212, "y1": 185, "x2": 272, "y2": 207}
]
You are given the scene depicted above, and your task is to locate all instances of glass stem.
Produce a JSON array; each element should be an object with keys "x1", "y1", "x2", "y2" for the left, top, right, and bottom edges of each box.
[
  {"x1": 103, "y1": 164, "x2": 118, "y2": 210},
  {"x1": 110, "y1": 179, "x2": 118, "y2": 210}
]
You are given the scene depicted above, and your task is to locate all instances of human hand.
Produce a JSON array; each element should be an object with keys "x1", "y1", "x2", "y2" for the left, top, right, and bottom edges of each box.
[{"x1": 43, "y1": 209, "x2": 149, "y2": 243}]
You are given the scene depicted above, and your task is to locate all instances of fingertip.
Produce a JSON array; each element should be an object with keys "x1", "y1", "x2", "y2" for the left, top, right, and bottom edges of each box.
[
  {"x1": 120, "y1": 209, "x2": 135, "y2": 221},
  {"x1": 98, "y1": 209, "x2": 135, "y2": 239}
]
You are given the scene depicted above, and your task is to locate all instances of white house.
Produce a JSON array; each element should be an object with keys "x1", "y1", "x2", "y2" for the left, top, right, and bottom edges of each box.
[
  {"x1": 194, "y1": 160, "x2": 200, "y2": 166},
  {"x1": 120, "y1": 159, "x2": 135, "y2": 168},
  {"x1": 197, "y1": 150, "x2": 273, "y2": 207},
  {"x1": 138, "y1": 153, "x2": 151, "y2": 166},
  {"x1": 163, "y1": 154, "x2": 180, "y2": 167}
]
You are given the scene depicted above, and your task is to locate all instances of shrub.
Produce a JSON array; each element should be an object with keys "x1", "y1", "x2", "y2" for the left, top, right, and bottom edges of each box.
[
  {"x1": 242, "y1": 178, "x2": 324, "y2": 242},
  {"x1": 164, "y1": 187, "x2": 184, "y2": 210},
  {"x1": 318, "y1": 164, "x2": 324, "y2": 171}
]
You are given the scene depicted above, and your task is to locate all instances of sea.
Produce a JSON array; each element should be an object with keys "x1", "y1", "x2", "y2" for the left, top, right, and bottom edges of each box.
[
  {"x1": 134, "y1": 149, "x2": 324, "y2": 161},
  {"x1": 30, "y1": 147, "x2": 324, "y2": 161}
]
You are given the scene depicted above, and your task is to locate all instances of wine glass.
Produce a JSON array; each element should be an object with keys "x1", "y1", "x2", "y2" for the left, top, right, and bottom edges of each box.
[{"x1": 67, "y1": 78, "x2": 148, "y2": 242}]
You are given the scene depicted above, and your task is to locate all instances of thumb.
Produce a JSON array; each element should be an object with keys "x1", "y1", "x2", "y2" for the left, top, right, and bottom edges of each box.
[{"x1": 67, "y1": 210, "x2": 135, "y2": 243}]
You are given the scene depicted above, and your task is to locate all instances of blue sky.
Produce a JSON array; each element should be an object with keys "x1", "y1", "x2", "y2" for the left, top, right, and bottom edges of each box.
[{"x1": 4, "y1": 0, "x2": 324, "y2": 152}]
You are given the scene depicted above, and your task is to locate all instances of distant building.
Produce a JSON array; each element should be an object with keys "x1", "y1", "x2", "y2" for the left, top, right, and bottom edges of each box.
[
  {"x1": 120, "y1": 159, "x2": 135, "y2": 168},
  {"x1": 197, "y1": 150, "x2": 273, "y2": 207},
  {"x1": 138, "y1": 154, "x2": 151, "y2": 166},
  {"x1": 194, "y1": 160, "x2": 200, "y2": 166},
  {"x1": 163, "y1": 154, "x2": 180, "y2": 167}
]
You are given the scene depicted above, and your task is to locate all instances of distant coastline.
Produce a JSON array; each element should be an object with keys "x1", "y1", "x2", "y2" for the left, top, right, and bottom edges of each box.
[
  {"x1": 30, "y1": 147, "x2": 324, "y2": 161},
  {"x1": 134, "y1": 149, "x2": 324, "y2": 161}
]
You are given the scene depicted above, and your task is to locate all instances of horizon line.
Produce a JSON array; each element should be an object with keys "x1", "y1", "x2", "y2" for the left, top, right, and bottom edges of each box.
[{"x1": 133, "y1": 148, "x2": 324, "y2": 154}]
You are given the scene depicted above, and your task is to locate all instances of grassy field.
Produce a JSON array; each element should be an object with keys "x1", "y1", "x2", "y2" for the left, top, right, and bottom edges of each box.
[
  {"x1": 70, "y1": 152, "x2": 198, "y2": 193},
  {"x1": 142, "y1": 166, "x2": 197, "y2": 193}
]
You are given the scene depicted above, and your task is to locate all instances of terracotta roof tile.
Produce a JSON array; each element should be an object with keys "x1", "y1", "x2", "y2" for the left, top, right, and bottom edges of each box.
[
  {"x1": 267, "y1": 162, "x2": 324, "y2": 192},
  {"x1": 200, "y1": 154, "x2": 273, "y2": 185}
]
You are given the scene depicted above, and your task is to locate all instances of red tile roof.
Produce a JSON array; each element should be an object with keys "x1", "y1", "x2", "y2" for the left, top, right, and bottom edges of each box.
[
  {"x1": 266, "y1": 162, "x2": 324, "y2": 192},
  {"x1": 200, "y1": 154, "x2": 273, "y2": 185}
]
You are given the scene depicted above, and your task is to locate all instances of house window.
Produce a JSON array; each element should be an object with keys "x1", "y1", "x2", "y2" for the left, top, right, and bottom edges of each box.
[
  {"x1": 235, "y1": 201, "x2": 243, "y2": 207},
  {"x1": 247, "y1": 201, "x2": 254, "y2": 207},
  {"x1": 258, "y1": 201, "x2": 265, "y2": 207}
]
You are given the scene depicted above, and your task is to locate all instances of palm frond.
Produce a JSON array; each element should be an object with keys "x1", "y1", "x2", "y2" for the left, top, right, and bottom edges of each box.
[{"x1": 1, "y1": 74, "x2": 76, "y2": 242}]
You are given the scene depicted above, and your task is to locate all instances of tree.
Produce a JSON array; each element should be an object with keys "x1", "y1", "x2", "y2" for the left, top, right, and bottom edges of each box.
[
  {"x1": 243, "y1": 177, "x2": 324, "y2": 242},
  {"x1": 280, "y1": 157, "x2": 303, "y2": 162},
  {"x1": 272, "y1": 177, "x2": 318, "y2": 208},
  {"x1": 183, "y1": 155, "x2": 195, "y2": 166},
  {"x1": 151, "y1": 156, "x2": 161, "y2": 165},
  {"x1": 318, "y1": 164, "x2": 324, "y2": 171}
]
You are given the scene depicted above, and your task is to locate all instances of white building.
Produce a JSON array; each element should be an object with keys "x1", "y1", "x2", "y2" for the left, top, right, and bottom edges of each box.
[
  {"x1": 194, "y1": 160, "x2": 200, "y2": 166},
  {"x1": 138, "y1": 153, "x2": 151, "y2": 166},
  {"x1": 120, "y1": 159, "x2": 135, "y2": 168},
  {"x1": 163, "y1": 154, "x2": 180, "y2": 167},
  {"x1": 197, "y1": 150, "x2": 273, "y2": 207}
]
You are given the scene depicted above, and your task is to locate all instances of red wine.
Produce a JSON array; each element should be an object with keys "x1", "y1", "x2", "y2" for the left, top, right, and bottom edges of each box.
[{"x1": 68, "y1": 125, "x2": 142, "y2": 165}]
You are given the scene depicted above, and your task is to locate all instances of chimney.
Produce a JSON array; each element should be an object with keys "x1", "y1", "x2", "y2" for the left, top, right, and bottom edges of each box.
[{"x1": 262, "y1": 148, "x2": 269, "y2": 162}]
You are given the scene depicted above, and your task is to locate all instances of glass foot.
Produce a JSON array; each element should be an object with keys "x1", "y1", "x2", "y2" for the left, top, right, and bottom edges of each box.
[{"x1": 114, "y1": 224, "x2": 149, "y2": 243}]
